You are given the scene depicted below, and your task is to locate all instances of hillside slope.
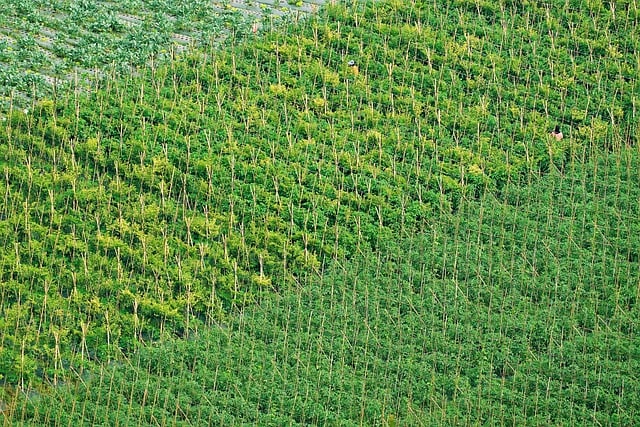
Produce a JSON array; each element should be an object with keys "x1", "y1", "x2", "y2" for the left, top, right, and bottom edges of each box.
[
  {"x1": 0, "y1": 0, "x2": 322, "y2": 107},
  {"x1": 9, "y1": 149, "x2": 640, "y2": 425},
  {"x1": 0, "y1": 0, "x2": 639, "y2": 422}
]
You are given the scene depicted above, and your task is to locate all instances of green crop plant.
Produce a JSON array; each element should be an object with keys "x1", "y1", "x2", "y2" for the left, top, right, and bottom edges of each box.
[
  {"x1": 0, "y1": 0, "x2": 318, "y2": 103},
  {"x1": 6, "y1": 148, "x2": 639, "y2": 424},
  {"x1": 1, "y1": 0, "x2": 639, "y2": 424}
]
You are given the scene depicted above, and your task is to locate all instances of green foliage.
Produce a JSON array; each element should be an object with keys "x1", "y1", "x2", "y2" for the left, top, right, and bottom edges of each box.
[
  {"x1": 8, "y1": 148, "x2": 640, "y2": 425},
  {"x1": 1, "y1": 0, "x2": 639, "y2": 424},
  {"x1": 0, "y1": 0, "x2": 284, "y2": 103}
]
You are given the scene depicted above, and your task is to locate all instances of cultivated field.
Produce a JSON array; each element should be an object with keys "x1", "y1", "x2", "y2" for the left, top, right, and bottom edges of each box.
[
  {"x1": 0, "y1": 0, "x2": 325, "y2": 109},
  {"x1": 1, "y1": 0, "x2": 639, "y2": 424}
]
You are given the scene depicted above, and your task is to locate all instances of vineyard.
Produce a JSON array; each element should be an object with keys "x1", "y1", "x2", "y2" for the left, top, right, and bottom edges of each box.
[
  {"x1": 1, "y1": 0, "x2": 639, "y2": 425},
  {"x1": 0, "y1": 0, "x2": 323, "y2": 109}
]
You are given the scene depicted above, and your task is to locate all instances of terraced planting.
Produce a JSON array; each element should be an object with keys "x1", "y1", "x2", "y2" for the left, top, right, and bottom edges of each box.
[
  {"x1": 0, "y1": 0, "x2": 325, "y2": 109},
  {"x1": 1, "y1": 0, "x2": 639, "y2": 424},
  {"x1": 9, "y1": 156, "x2": 640, "y2": 424}
]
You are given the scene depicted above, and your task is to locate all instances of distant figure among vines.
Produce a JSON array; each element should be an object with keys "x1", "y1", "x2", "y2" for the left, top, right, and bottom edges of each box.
[
  {"x1": 550, "y1": 125, "x2": 563, "y2": 141},
  {"x1": 348, "y1": 60, "x2": 359, "y2": 76}
]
